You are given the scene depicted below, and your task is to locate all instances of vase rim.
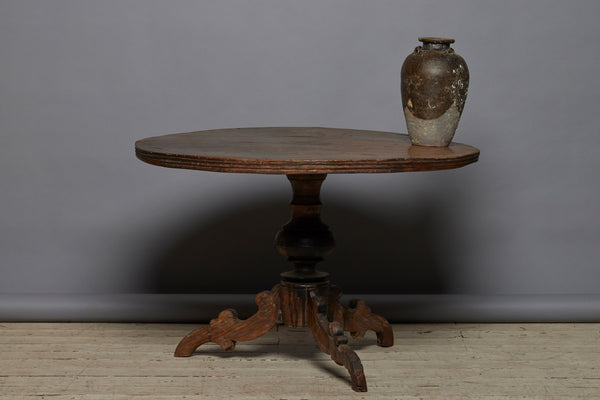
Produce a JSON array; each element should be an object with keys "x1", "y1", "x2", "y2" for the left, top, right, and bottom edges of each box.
[{"x1": 418, "y1": 37, "x2": 455, "y2": 44}]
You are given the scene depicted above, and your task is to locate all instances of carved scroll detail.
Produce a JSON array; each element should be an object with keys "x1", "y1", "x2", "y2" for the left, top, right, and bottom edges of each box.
[
  {"x1": 343, "y1": 299, "x2": 394, "y2": 347},
  {"x1": 308, "y1": 293, "x2": 367, "y2": 392},
  {"x1": 174, "y1": 290, "x2": 278, "y2": 357}
]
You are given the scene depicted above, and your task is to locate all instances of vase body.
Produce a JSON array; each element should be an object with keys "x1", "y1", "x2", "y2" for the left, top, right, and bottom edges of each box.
[{"x1": 401, "y1": 37, "x2": 469, "y2": 146}]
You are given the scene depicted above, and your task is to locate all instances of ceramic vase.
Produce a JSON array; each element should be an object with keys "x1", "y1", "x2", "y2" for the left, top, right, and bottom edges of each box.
[{"x1": 401, "y1": 37, "x2": 469, "y2": 146}]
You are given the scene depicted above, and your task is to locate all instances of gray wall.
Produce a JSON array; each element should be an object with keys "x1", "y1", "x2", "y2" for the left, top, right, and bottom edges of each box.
[{"x1": 1, "y1": 0, "x2": 599, "y2": 321}]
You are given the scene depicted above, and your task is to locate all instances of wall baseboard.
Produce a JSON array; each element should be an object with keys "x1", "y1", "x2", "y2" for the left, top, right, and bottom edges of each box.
[{"x1": 1, "y1": 293, "x2": 599, "y2": 323}]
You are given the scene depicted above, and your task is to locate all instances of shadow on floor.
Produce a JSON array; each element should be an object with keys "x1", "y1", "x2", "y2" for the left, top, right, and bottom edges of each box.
[{"x1": 188, "y1": 326, "x2": 378, "y2": 390}]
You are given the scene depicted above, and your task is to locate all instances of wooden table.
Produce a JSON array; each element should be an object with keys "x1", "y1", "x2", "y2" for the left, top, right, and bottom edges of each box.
[{"x1": 135, "y1": 127, "x2": 479, "y2": 392}]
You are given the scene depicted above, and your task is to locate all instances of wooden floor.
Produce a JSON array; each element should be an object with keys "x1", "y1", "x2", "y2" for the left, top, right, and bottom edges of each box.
[{"x1": 1, "y1": 323, "x2": 598, "y2": 399}]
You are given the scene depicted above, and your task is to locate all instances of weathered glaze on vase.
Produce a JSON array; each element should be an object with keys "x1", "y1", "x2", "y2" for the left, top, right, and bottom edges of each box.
[{"x1": 401, "y1": 37, "x2": 469, "y2": 146}]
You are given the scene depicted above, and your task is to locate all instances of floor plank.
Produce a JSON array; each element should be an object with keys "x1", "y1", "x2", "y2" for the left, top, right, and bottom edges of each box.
[{"x1": 0, "y1": 323, "x2": 598, "y2": 399}]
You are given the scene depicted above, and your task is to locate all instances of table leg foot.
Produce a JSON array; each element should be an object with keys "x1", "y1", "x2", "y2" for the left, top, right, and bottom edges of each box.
[
  {"x1": 174, "y1": 290, "x2": 279, "y2": 357},
  {"x1": 343, "y1": 298, "x2": 394, "y2": 347},
  {"x1": 327, "y1": 285, "x2": 394, "y2": 347},
  {"x1": 309, "y1": 291, "x2": 367, "y2": 392}
]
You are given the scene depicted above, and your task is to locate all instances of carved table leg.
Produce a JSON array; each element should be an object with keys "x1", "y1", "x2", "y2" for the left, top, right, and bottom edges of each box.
[
  {"x1": 328, "y1": 285, "x2": 393, "y2": 347},
  {"x1": 344, "y1": 299, "x2": 394, "y2": 347},
  {"x1": 308, "y1": 292, "x2": 367, "y2": 392},
  {"x1": 174, "y1": 290, "x2": 279, "y2": 356}
]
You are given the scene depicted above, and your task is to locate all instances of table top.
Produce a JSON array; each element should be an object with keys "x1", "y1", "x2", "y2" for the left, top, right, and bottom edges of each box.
[{"x1": 135, "y1": 127, "x2": 479, "y2": 174}]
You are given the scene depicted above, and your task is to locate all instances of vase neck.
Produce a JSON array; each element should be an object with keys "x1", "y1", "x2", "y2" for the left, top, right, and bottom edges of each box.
[{"x1": 419, "y1": 37, "x2": 455, "y2": 51}]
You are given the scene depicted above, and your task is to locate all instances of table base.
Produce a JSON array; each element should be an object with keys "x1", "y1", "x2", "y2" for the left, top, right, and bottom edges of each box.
[
  {"x1": 174, "y1": 282, "x2": 392, "y2": 392},
  {"x1": 173, "y1": 174, "x2": 393, "y2": 392}
]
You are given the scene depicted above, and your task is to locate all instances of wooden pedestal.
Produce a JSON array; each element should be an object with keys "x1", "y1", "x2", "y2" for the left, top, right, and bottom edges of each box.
[{"x1": 173, "y1": 174, "x2": 393, "y2": 392}]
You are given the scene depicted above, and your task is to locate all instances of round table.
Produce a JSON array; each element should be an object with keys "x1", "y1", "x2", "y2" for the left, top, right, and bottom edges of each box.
[{"x1": 136, "y1": 127, "x2": 479, "y2": 392}]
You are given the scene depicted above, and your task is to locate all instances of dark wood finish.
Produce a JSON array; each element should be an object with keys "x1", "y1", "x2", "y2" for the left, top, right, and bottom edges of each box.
[
  {"x1": 138, "y1": 127, "x2": 479, "y2": 392},
  {"x1": 172, "y1": 173, "x2": 395, "y2": 391},
  {"x1": 308, "y1": 291, "x2": 367, "y2": 392},
  {"x1": 344, "y1": 299, "x2": 394, "y2": 347},
  {"x1": 278, "y1": 281, "x2": 328, "y2": 328},
  {"x1": 276, "y1": 175, "x2": 333, "y2": 283},
  {"x1": 327, "y1": 285, "x2": 393, "y2": 347},
  {"x1": 135, "y1": 127, "x2": 479, "y2": 174},
  {"x1": 175, "y1": 174, "x2": 394, "y2": 392},
  {"x1": 174, "y1": 290, "x2": 278, "y2": 356}
]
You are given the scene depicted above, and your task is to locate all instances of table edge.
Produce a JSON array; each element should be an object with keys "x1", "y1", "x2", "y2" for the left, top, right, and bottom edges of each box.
[
  {"x1": 135, "y1": 127, "x2": 480, "y2": 174},
  {"x1": 135, "y1": 147, "x2": 480, "y2": 174}
]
